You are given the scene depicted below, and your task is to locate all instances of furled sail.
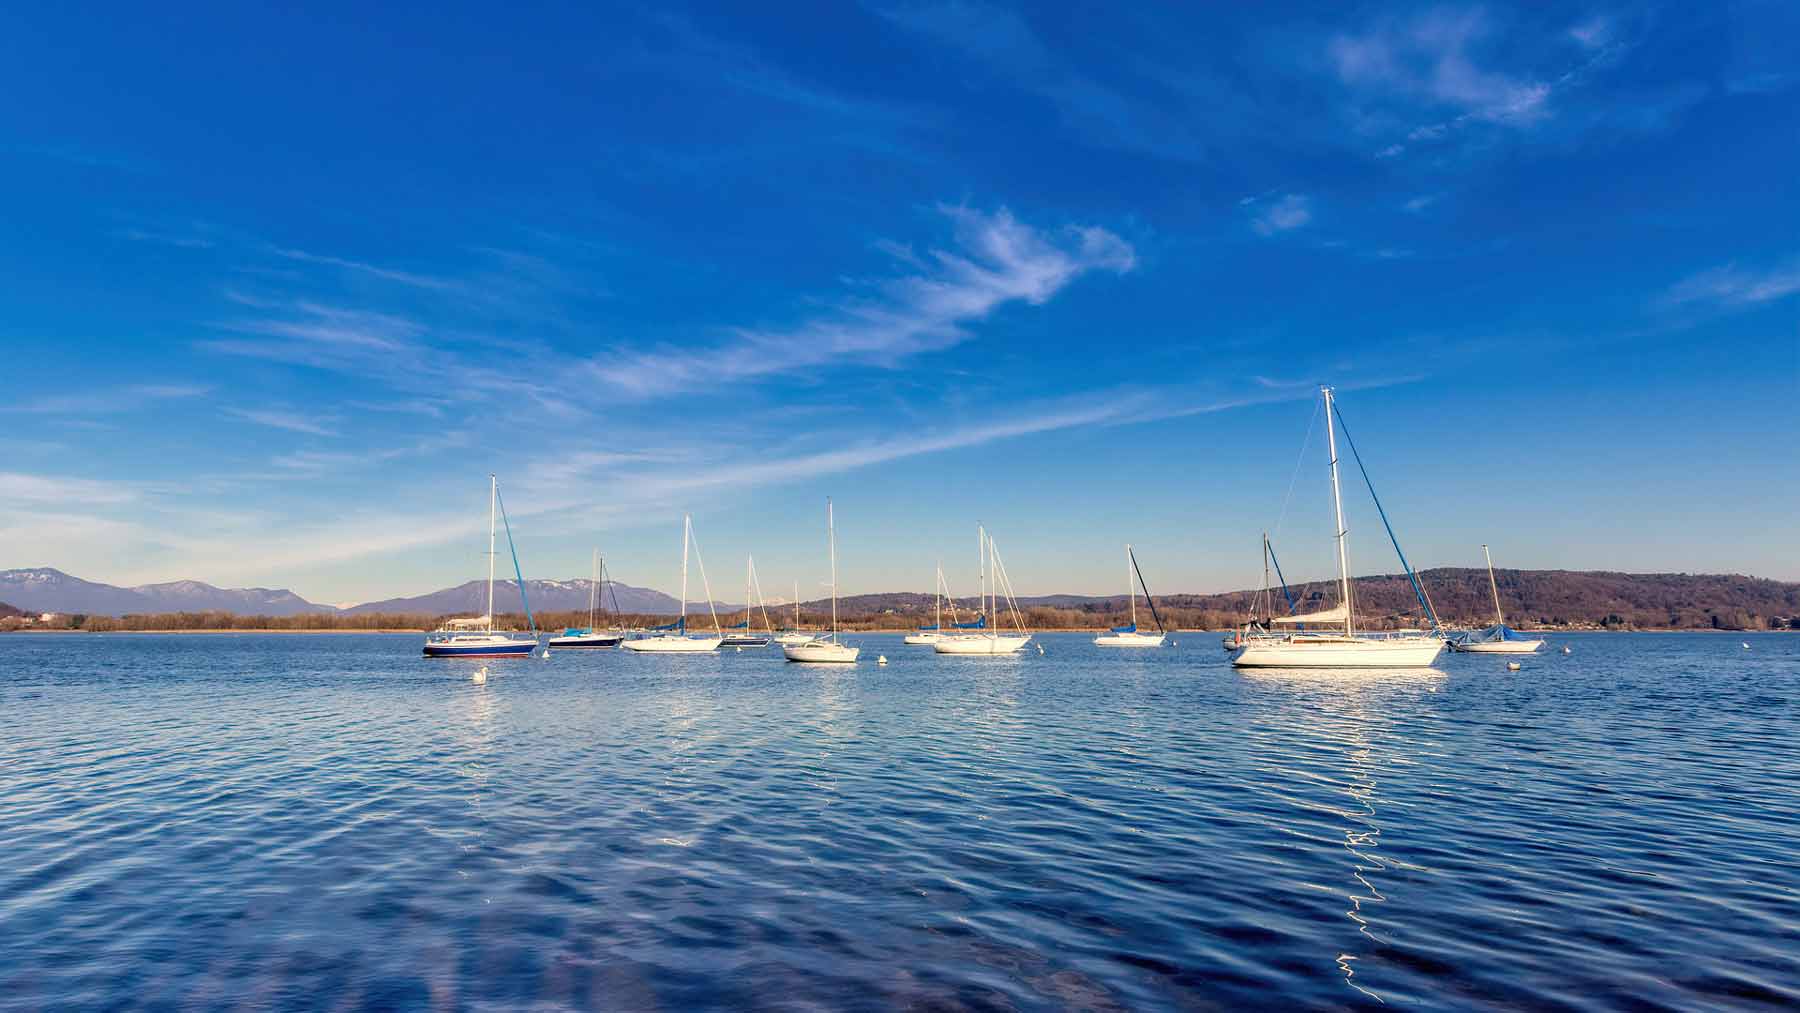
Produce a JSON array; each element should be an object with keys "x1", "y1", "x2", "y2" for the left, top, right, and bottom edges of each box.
[{"x1": 1272, "y1": 604, "x2": 1348, "y2": 625}]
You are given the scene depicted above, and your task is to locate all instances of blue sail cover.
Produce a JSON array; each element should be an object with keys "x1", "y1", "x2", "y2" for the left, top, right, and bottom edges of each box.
[
  {"x1": 726, "y1": 620, "x2": 748, "y2": 629},
  {"x1": 917, "y1": 623, "x2": 939, "y2": 631},
  {"x1": 649, "y1": 617, "x2": 685, "y2": 632},
  {"x1": 1456, "y1": 623, "x2": 1531, "y2": 645},
  {"x1": 1110, "y1": 622, "x2": 1137, "y2": 634},
  {"x1": 952, "y1": 615, "x2": 987, "y2": 629}
]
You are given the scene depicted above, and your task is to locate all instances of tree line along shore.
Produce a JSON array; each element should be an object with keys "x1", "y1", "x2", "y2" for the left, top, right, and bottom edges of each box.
[{"x1": 4, "y1": 568, "x2": 1794, "y2": 633}]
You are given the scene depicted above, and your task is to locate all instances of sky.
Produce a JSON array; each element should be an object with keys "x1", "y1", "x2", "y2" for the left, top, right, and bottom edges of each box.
[{"x1": 1, "y1": 1, "x2": 1795, "y2": 606}]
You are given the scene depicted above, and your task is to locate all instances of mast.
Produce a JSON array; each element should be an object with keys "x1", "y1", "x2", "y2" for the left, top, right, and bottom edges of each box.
[
  {"x1": 794, "y1": 580, "x2": 800, "y2": 629},
  {"x1": 935, "y1": 561, "x2": 942, "y2": 630},
  {"x1": 588, "y1": 548, "x2": 598, "y2": 629},
  {"x1": 487, "y1": 475, "x2": 497, "y2": 628},
  {"x1": 680, "y1": 514, "x2": 690, "y2": 631},
  {"x1": 1483, "y1": 544, "x2": 1504, "y2": 627},
  {"x1": 1261, "y1": 531, "x2": 1271, "y2": 622},
  {"x1": 1322, "y1": 386, "x2": 1354, "y2": 637},
  {"x1": 1126, "y1": 544, "x2": 1136, "y2": 627},
  {"x1": 746, "y1": 556, "x2": 753, "y2": 632},
  {"x1": 978, "y1": 524, "x2": 987, "y2": 633},
  {"x1": 827, "y1": 497, "x2": 838, "y2": 641}
]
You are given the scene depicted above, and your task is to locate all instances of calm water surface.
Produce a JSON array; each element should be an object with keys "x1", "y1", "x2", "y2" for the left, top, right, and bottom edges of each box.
[{"x1": 1, "y1": 632, "x2": 1796, "y2": 1010}]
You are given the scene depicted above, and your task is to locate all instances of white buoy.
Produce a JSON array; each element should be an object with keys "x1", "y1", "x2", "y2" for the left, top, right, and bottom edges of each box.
[
  {"x1": 735, "y1": 646, "x2": 743, "y2": 653},
  {"x1": 1506, "y1": 661, "x2": 1521, "y2": 671},
  {"x1": 1036, "y1": 643, "x2": 1044, "y2": 655},
  {"x1": 877, "y1": 655, "x2": 888, "y2": 666},
  {"x1": 1742, "y1": 642, "x2": 1751, "y2": 650},
  {"x1": 1561, "y1": 646, "x2": 1571, "y2": 655},
  {"x1": 473, "y1": 665, "x2": 488, "y2": 685}
]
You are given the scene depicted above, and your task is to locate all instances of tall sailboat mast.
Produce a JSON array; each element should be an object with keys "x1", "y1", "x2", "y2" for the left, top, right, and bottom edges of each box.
[
  {"x1": 827, "y1": 497, "x2": 838, "y2": 641},
  {"x1": 1483, "y1": 544, "x2": 1505, "y2": 627},
  {"x1": 588, "y1": 548, "x2": 598, "y2": 629},
  {"x1": 1126, "y1": 544, "x2": 1137, "y2": 627},
  {"x1": 978, "y1": 524, "x2": 987, "y2": 629},
  {"x1": 1322, "y1": 386, "x2": 1354, "y2": 637},
  {"x1": 487, "y1": 474, "x2": 498, "y2": 628},
  {"x1": 935, "y1": 561, "x2": 942, "y2": 630},
  {"x1": 680, "y1": 514, "x2": 691, "y2": 631}
]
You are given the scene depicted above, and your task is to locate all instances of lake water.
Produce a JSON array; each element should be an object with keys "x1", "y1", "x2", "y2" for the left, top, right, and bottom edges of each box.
[{"x1": 1, "y1": 632, "x2": 1795, "y2": 1010}]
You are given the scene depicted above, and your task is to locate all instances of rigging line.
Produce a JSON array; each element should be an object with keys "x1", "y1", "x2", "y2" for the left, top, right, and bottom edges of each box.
[
  {"x1": 1128, "y1": 549, "x2": 1167, "y2": 633},
  {"x1": 1272, "y1": 396, "x2": 1322, "y2": 544},
  {"x1": 494, "y1": 489, "x2": 537, "y2": 634},
  {"x1": 1266, "y1": 540, "x2": 1299, "y2": 613},
  {"x1": 1328, "y1": 402, "x2": 1441, "y2": 634}
]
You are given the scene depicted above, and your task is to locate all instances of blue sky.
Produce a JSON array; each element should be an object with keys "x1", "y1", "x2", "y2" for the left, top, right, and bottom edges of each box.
[{"x1": 1, "y1": 1, "x2": 1795, "y2": 605}]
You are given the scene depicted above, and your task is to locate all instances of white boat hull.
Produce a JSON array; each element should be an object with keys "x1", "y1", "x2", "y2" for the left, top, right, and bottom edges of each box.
[
  {"x1": 783, "y1": 640, "x2": 860, "y2": 663},
  {"x1": 1094, "y1": 631, "x2": 1166, "y2": 648},
  {"x1": 774, "y1": 632, "x2": 818, "y2": 646},
  {"x1": 622, "y1": 635, "x2": 723, "y2": 653},
  {"x1": 903, "y1": 632, "x2": 942, "y2": 645},
  {"x1": 1451, "y1": 639, "x2": 1544, "y2": 654},
  {"x1": 1233, "y1": 635, "x2": 1443, "y2": 668},
  {"x1": 933, "y1": 634, "x2": 1031, "y2": 655}
]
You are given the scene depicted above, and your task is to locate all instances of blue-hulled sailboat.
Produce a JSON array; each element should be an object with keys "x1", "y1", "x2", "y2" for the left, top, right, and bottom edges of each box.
[{"x1": 549, "y1": 548, "x2": 625, "y2": 648}]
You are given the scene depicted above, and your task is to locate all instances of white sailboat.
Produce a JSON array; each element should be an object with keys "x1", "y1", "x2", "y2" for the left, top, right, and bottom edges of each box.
[
  {"x1": 934, "y1": 526, "x2": 1031, "y2": 655},
  {"x1": 1233, "y1": 387, "x2": 1444, "y2": 669},
  {"x1": 424, "y1": 476, "x2": 541, "y2": 658},
  {"x1": 549, "y1": 548, "x2": 625, "y2": 648},
  {"x1": 1448, "y1": 545, "x2": 1545, "y2": 653},
  {"x1": 1094, "y1": 544, "x2": 1167, "y2": 647},
  {"x1": 621, "y1": 514, "x2": 724, "y2": 653},
  {"x1": 904, "y1": 563, "x2": 973, "y2": 645},
  {"x1": 774, "y1": 580, "x2": 818, "y2": 645},
  {"x1": 784, "y1": 498, "x2": 859, "y2": 663},
  {"x1": 720, "y1": 556, "x2": 774, "y2": 648}
]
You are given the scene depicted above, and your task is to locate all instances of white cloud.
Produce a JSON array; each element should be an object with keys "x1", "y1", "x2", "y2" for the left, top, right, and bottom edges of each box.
[
  {"x1": 0, "y1": 472, "x2": 140, "y2": 506},
  {"x1": 1568, "y1": 15, "x2": 1612, "y2": 50},
  {"x1": 1664, "y1": 258, "x2": 1800, "y2": 309},
  {"x1": 1402, "y1": 193, "x2": 1442, "y2": 214},
  {"x1": 225, "y1": 407, "x2": 340, "y2": 437},
  {"x1": 4, "y1": 383, "x2": 210, "y2": 415},
  {"x1": 1330, "y1": 8, "x2": 1551, "y2": 125},
  {"x1": 582, "y1": 205, "x2": 1136, "y2": 399},
  {"x1": 269, "y1": 247, "x2": 454, "y2": 290},
  {"x1": 1252, "y1": 194, "x2": 1313, "y2": 235}
]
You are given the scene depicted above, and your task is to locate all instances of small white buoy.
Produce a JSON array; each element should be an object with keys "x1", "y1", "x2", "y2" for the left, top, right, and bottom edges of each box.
[
  {"x1": 735, "y1": 646, "x2": 743, "y2": 653},
  {"x1": 1506, "y1": 661, "x2": 1521, "y2": 671},
  {"x1": 473, "y1": 665, "x2": 488, "y2": 685},
  {"x1": 877, "y1": 655, "x2": 888, "y2": 666},
  {"x1": 1036, "y1": 643, "x2": 1045, "y2": 655},
  {"x1": 1742, "y1": 642, "x2": 1751, "y2": 650},
  {"x1": 1561, "y1": 646, "x2": 1571, "y2": 655}
]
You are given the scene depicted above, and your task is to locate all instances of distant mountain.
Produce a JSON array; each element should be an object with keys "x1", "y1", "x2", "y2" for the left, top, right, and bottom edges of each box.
[
  {"x1": 344, "y1": 579, "x2": 705, "y2": 616},
  {"x1": 0, "y1": 600, "x2": 24, "y2": 619},
  {"x1": 0, "y1": 568, "x2": 332, "y2": 617}
]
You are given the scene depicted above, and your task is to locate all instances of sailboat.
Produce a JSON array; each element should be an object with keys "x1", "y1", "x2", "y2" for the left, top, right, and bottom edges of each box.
[
  {"x1": 423, "y1": 476, "x2": 542, "y2": 658},
  {"x1": 720, "y1": 556, "x2": 774, "y2": 648},
  {"x1": 1094, "y1": 544, "x2": 1167, "y2": 647},
  {"x1": 621, "y1": 514, "x2": 724, "y2": 653},
  {"x1": 783, "y1": 498, "x2": 859, "y2": 663},
  {"x1": 904, "y1": 563, "x2": 981, "y2": 645},
  {"x1": 1223, "y1": 532, "x2": 1297, "y2": 652},
  {"x1": 1233, "y1": 387, "x2": 1444, "y2": 669},
  {"x1": 549, "y1": 548, "x2": 625, "y2": 648},
  {"x1": 774, "y1": 580, "x2": 818, "y2": 645},
  {"x1": 934, "y1": 526, "x2": 1031, "y2": 655},
  {"x1": 1448, "y1": 545, "x2": 1545, "y2": 653}
]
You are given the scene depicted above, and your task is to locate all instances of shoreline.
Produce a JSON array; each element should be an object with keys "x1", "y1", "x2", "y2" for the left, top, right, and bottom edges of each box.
[{"x1": 2, "y1": 627, "x2": 1786, "y2": 636}]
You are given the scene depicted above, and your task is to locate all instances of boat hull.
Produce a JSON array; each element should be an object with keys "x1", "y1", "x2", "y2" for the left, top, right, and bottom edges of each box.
[
  {"x1": 1094, "y1": 632, "x2": 1166, "y2": 648},
  {"x1": 933, "y1": 634, "x2": 1031, "y2": 655},
  {"x1": 783, "y1": 641, "x2": 860, "y2": 663},
  {"x1": 1450, "y1": 639, "x2": 1544, "y2": 654},
  {"x1": 547, "y1": 633, "x2": 623, "y2": 649},
  {"x1": 423, "y1": 637, "x2": 538, "y2": 658},
  {"x1": 774, "y1": 632, "x2": 818, "y2": 646},
  {"x1": 903, "y1": 632, "x2": 942, "y2": 645},
  {"x1": 1232, "y1": 635, "x2": 1443, "y2": 668},
  {"x1": 719, "y1": 634, "x2": 771, "y2": 648},
  {"x1": 622, "y1": 636, "x2": 723, "y2": 653}
]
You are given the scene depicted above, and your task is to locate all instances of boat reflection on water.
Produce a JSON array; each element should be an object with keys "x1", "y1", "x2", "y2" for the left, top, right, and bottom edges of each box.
[{"x1": 1237, "y1": 664, "x2": 1444, "y2": 1003}]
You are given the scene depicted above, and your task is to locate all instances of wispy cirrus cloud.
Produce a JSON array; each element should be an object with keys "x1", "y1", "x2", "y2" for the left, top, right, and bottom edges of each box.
[
  {"x1": 224, "y1": 407, "x2": 340, "y2": 437},
  {"x1": 583, "y1": 205, "x2": 1136, "y2": 399},
  {"x1": 1662, "y1": 257, "x2": 1800, "y2": 310},
  {"x1": 4, "y1": 383, "x2": 210, "y2": 415},
  {"x1": 1250, "y1": 194, "x2": 1313, "y2": 236},
  {"x1": 0, "y1": 471, "x2": 141, "y2": 506},
  {"x1": 269, "y1": 247, "x2": 455, "y2": 290}
]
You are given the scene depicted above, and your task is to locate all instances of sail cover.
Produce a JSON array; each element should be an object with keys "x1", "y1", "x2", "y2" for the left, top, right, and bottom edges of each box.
[
  {"x1": 1272, "y1": 604, "x2": 1349, "y2": 625},
  {"x1": 1110, "y1": 622, "x2": 1138, "y2": 634},
  {"x1": 726, "y1": 620, "x2": 749, "y2": 629},
  {"x1": 1455, "y1": 623, "x2": 1532, "y2": 644},
  {"x1": 952, "y1": 615, "x2": 987, "y2": 629},
  {"x1": 649, "y1": 617, "x2": 685, "y2": 632}
]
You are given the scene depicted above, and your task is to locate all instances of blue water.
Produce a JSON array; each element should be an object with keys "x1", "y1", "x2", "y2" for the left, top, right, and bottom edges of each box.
[{"x1": 2, "y1": 632, "x2": 1796, "y2": 1010}]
